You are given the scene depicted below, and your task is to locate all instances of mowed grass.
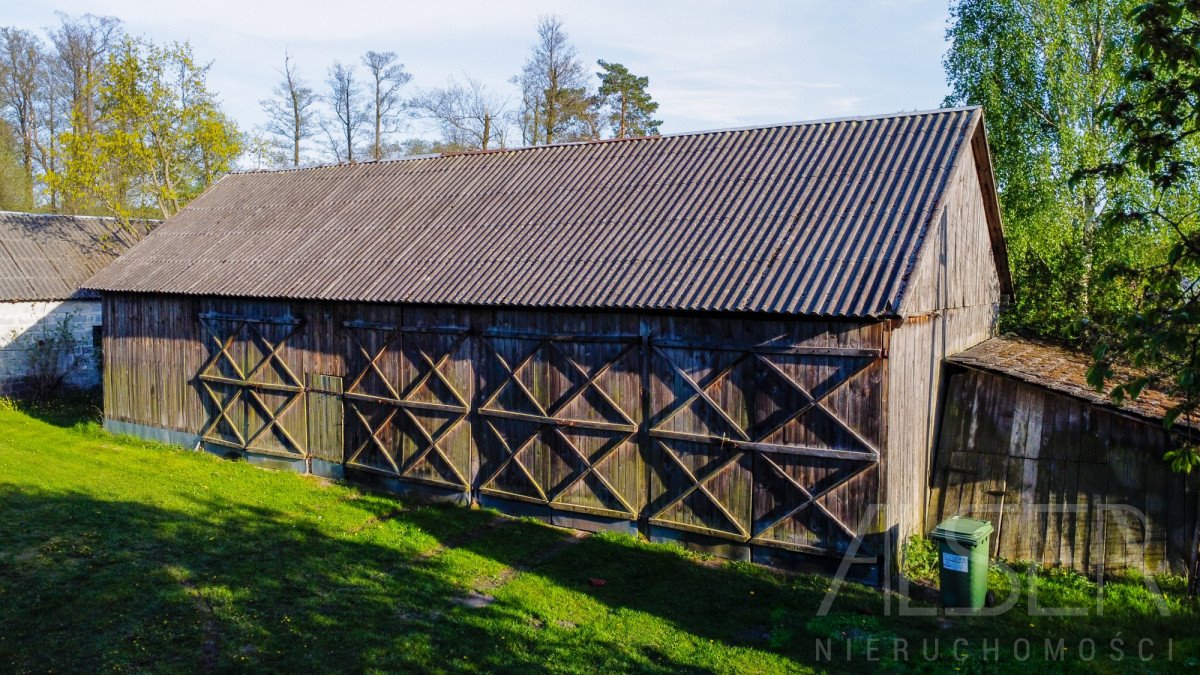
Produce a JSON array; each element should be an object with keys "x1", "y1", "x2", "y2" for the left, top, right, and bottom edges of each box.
[{"x1": 1, "y1": 397, "x2": 1200, "y2": 673}]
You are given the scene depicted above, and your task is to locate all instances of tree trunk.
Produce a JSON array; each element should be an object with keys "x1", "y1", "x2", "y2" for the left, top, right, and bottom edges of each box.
[
  {"x1": 292, "y1": 95, "x2": 301, "y2": 167},
  {"x1": 619, "y1": 93, "x2": 628, "y2": 138},
  {"x1": 22, "y1": 134, "x2": 34, "y2": 207},
  {"x1": 374, "y1": 84, "x2": 382, "y2": 160},
  {"x1": 344, "y1": 100, "x2": 354, "y2": 162},
  {"x1": 482, "y1": 113, "x2": 491, "y2": 151},
  {"x1": 544, "y1": 90, "x2": 556, "y2": 144}
]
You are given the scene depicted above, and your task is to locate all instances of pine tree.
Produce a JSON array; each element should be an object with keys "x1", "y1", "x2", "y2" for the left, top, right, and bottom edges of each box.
[{"x1": 596, "y1": 60, "x2": 660, "y2": 138}]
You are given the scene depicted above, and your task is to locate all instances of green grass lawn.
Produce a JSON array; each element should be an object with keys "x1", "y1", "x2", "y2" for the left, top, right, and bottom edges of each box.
[{"x1": 1, "y1": 396, "x2": 1199, "y2": 673}]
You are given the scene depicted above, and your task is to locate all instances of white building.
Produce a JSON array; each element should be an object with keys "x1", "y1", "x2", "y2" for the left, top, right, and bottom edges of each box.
[{"x1": 0, "y1": 212, "x2": 141, "y2": 395}]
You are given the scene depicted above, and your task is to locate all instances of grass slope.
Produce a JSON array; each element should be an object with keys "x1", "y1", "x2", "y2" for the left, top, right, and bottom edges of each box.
[{"x1": 0, "y1": 397, "x2": 1197, "y2": 673}]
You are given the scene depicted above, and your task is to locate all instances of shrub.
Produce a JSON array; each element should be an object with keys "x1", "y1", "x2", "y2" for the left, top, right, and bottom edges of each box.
[
  {"x1": 900, "y1": 535, "x2": 939, "y2": 585},
  {"x1": 11, "y1": 314, "x2": 86, "y2": 401}
]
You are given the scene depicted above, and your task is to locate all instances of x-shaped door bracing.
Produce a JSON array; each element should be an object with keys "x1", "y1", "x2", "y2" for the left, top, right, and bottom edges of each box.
[
  {"x1": 343, "y1": 326, "x2": 471, "y2": 490},
  {"x1": 478, "y1": 336, "x2": 640, "y2": 519},
  {"x1": 647, "y1": 344, "x2": 880, "y2": 544}
]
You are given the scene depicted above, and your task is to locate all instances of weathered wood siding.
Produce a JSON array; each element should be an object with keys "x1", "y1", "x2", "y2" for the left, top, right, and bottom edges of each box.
[
  {"x1": 930, "y1": 367, "x2": 1199, "y2": 574},
  {"x1": 886, "y1": 305, "x2": 997, "y2": 541},
  {"x1": 103, "y1": 294, "x2": 887, "y2": 562},
  {"x1": 887, "y1": 139, "x2": 1002, "y2": 540}
]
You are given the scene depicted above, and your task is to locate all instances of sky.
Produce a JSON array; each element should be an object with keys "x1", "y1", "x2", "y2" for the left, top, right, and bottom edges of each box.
[{"x1": 0, "y1": 0, "x2": 954, "y2": 139}]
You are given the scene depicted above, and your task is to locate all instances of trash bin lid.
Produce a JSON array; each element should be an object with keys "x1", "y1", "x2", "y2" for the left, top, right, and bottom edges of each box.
[{"x1": 931, "y1": 516, "x2": 993, "y2": 546}]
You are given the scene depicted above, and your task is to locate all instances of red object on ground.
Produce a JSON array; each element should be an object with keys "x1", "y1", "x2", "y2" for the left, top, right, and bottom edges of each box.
[{"x1": 588, "y1": 578, "x2": 606, "y2": 587}]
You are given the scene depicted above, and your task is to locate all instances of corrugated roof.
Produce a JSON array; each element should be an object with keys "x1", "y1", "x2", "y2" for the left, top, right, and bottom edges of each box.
[
  {"x1": 83, "y1": 106, "x2": 1005, "y2": 317},
  {"x1": 0, "y1": 212, "x2": 144, "y2": 302},
  {"x1": 950, "y1": 336, "x2": 1198, "y2": 431}
]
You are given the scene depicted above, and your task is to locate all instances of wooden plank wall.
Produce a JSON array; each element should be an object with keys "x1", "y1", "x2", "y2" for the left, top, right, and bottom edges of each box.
[
  {"x1": 928, "y1": 367, "x2": 1199, "y2": 575},
  {"x1": 887, "y1": 135, "x2": 1003, "y2": 541},
  {"x1": 102, "y1": 293, "x2": 888, "y2": 559}
]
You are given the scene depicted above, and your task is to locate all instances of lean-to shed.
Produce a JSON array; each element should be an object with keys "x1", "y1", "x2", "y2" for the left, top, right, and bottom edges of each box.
[
  {"x1": 0, "y1": 212, "x2": 139, "y2": 394},
  {"x1": 930, "y1": 336, "x2": 1200, "y2": 575},
  {"x1": 83, "y1": 106, "x2": 1011, "y2": 574}
]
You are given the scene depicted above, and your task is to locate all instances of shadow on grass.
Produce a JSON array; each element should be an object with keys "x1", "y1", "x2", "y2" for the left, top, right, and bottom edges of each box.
[
  {"x1": 1, "y1": 482, "x2": 1197, "y2": 673},
  {"x1": 4, "y1": 388, "x2": 102, "y2": 428},
  {"x1": 0, "y1": 485, "x2": 826, "y2": 673}
]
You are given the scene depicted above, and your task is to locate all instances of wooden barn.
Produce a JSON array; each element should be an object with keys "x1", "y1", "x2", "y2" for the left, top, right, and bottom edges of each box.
[
  {"x1": 930, "y1": 336, "x2": 1200, "y2": 575},
  {"x1": 82, "y1": 106, "x2": 1011, "y2": 575}
]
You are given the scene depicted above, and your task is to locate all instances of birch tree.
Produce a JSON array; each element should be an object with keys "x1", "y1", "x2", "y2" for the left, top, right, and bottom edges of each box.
[
  {"x1": 323, "y1": 60, "x2": 366, "y2": 162},
  {"x1": 361, "y1": 50, "x2": 410, "y2": 160},
  {"x1": 944, "y1": 0, "x2": 1148, "y2": 343},
  {"x1": 260, "y1": 52, "x2": 318, "y2": 167},
  {"x1": 513, "y1": 15, "x2": 593, "y2": 144}
]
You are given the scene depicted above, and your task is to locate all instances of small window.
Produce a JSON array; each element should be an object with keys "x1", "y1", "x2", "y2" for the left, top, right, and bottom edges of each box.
[{"x1": 92, "y1": 325, "x2": 103, "y2": 373}]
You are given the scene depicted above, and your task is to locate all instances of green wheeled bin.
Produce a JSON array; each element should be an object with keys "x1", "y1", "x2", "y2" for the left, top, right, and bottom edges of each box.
[{"x1": 930, "y1": 516, "x2": 993, "y2": 611}]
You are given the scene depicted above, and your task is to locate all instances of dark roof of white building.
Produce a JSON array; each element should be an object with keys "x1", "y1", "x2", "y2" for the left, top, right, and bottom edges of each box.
[{"x1": 0, "y1": 212, "x2": 142, "y2": 301}]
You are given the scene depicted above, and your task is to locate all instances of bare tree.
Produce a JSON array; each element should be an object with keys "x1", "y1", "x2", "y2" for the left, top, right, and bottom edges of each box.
[
  {"x1": 411, "y1": 74, "x2": 509, "y2": 151},
  {"x1": 0, "y1": 28, "x2": 44, "y2": 207},
  {"x1": 47, "y1": 12, "x2": 122, "y2": 135},
  {"x1": 513, "y1": 15, "x2": 592, "y2": 145},
  {"x1": 360, "y1": 51, "x2": 411, "y2": 160},
  {"x1": 245, "y1": 131, "x2": 287, "y2": 170},
  {"x1": 260, "y1": 51, "x2": 318, "y2": 167},
  {"x1": 33, "y1": 54, "x2": 69, "y2": 208},
  {"x1": 323, "y1": 60, "x2": 367, "y2": 162}
]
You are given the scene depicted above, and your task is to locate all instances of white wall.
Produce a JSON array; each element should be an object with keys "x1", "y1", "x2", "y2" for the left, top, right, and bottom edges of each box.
[{"x1": 0, "y1": 300, "x2": 103, "y2": 394}]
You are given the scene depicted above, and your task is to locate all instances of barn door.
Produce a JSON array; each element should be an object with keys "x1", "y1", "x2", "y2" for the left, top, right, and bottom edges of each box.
[
  {"x1": 342, "y1": 322, "x2": 473, "y2": 492},
  {"x1": 306, "y1": 374, "x2": 344, "y2": 463},
  {"x1": 476, "y1": 333, "x2": 643, "y2": 520},
  {"x1": 646, "y1": 339, "x2": 881, "y2": 555},
  {"x1": 197, "y1": 313, "x2": 305, "y2": 458}
]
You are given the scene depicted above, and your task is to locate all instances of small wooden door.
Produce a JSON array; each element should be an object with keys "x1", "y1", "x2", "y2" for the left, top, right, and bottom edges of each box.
[{"x1": 306, "y1": 374, "x2": 344, "y2": 463}]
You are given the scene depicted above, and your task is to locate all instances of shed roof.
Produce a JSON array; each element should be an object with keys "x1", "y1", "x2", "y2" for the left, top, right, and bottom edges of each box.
[
  {"x1": 83, "y1": 106, "x2": 1010, "y2": 317},
  {"x1": 949, "y1": 336, "x2": 1198, "y2": 432},
  {"x1": 0, "y1": 211, "x2": 142, "y2": 302}
]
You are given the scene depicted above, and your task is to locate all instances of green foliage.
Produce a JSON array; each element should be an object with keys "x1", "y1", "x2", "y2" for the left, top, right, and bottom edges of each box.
[
  {"x1": 48, "y1": 37, "x2": 240, "y2": 230},
  {"x1": 944, "y1": 0, "x2": 1171, "y2": 344},
  {"x1": 0, "y1": 120, "x2": 31, "y2": 211},
  {"x1": 1078, "y1": 0, "x2": 1200, "y2": 444},
  {"x1": 900, "y1": 535, "x2": 939, "y2": 584},
  {"x1": 596, "y1": 60, "x2": 661, "y2": 138},
  {"x1": 1165, "y1": 445, "x2": 1200, "y2": 473}
]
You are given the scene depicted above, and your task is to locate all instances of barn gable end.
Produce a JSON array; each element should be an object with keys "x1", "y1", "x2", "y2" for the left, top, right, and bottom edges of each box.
[{"x1": 884, "y1": 119, "x2": 1011, "y2": 539}]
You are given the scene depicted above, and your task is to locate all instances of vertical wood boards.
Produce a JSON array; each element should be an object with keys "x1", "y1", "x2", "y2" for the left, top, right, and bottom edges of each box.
[
  {"x1": 887, "y1": 131, "x2": 1004, "y2": 547},
  {"x1": 929, "y1": 367, "x2": 1196, "y2": 574},
  {"x1": 306, "y1": 374, "x2": 344, "y2": 463},
  {"x1": 886, "y1": 303, "x2": 997, "y2": 544},
  {"x1": 102, "y1": 295, "x2": 889, "y2": 560}
]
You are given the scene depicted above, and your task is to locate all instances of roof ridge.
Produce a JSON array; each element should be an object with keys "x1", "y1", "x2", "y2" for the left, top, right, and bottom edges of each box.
[
  {"x1": 232, "y1": 106, "x2": 983, "y2": 176},
  {"x1": 0, "y1": 210, "x2": 134, "y2": 221}
]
